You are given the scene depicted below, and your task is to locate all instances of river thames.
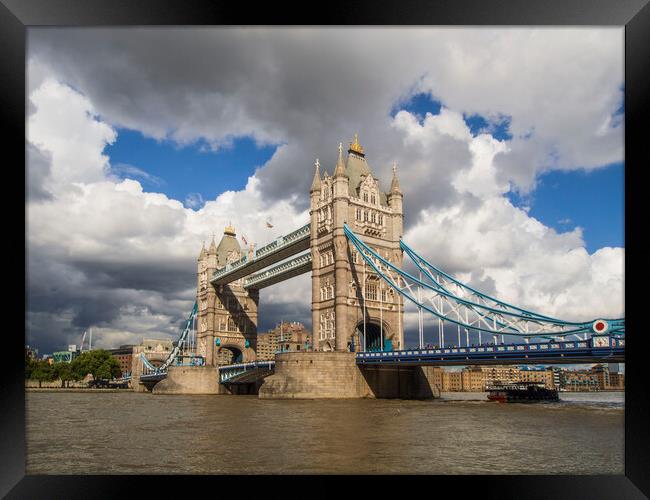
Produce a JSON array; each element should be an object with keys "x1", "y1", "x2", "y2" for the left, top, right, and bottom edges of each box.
[{"x1": 26, "y1": 391, "x2": 623, "y2": 474}]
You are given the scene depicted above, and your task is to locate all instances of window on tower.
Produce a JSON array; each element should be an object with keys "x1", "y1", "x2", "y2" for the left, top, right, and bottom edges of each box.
[{"x1": 366, "y1": 282, "x2": 378, "y2": 301}]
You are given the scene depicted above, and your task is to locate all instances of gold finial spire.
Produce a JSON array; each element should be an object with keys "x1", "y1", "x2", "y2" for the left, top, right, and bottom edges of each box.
[
  {"x1": 224, "y1": 222, "x2": 236, "y2": 236},
  {"x1": 349, "y1": 133, "x2": 364, "y2": 155}
]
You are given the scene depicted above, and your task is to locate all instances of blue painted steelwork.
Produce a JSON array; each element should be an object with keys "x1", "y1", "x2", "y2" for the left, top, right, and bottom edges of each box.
[
  {"x1": 343, "y1": 224, "x2": 625, "y2": 341},
  {"x1": 356, "y1": 336, "x2": 624, "y2": 366},
  {"x1": 139, "y1": 301, "x2": 199, "y2": 382},
  {"x1": 218, "y1": 360, "x2": 275, "y2": 384}
]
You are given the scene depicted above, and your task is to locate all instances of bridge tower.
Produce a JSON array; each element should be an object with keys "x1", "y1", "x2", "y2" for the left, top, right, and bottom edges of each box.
[
  {"x1": 196, "y1": 225, "x2": 259, "y2": 366},
  {"x1": 309, "y1": 135, "x2": 404, "y2": 352}
]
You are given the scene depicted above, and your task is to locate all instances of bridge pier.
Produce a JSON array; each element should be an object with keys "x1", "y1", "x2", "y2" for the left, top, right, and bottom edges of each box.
[
  {"x1": 151, "y1": 366, "x2": 223, "y2": 395},
  {"x1": 258, "y1": 351, "x2": 440, "y2": 399}
]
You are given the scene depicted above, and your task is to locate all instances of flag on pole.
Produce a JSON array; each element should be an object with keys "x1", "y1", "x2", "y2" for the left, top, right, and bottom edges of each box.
[
  {"x1": 266, "y1": 221, "x2": 274, "y2": 228},
  {"x1": 241, "y1": 234, "x2": 248, "y2": 246}
]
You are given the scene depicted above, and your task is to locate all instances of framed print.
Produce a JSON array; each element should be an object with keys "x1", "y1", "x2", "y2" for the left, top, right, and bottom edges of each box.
[{"x1": 3, "y1": 0, "x2": 648, "y2": 497}]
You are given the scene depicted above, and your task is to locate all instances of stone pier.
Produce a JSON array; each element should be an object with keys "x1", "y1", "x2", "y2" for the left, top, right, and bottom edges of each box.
[
  {"x1": 259, "y1": 351, "x2": 440, "y2": 399},
  {"x1": 151, "y1": 366, "x2": 222, "y2": 395}
]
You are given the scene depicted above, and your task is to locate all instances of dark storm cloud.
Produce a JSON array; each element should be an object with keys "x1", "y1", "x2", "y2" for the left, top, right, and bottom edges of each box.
[
  {"x1": 257, "y1": 298, "x2": 312, "y2": 334},
  {"x1": 26, "y1": 236, "x2": 195, "y2": 352}
]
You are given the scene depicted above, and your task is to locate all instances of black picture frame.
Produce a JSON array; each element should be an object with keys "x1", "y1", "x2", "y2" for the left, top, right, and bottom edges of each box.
[{"x1": 4, "y1": 0, "x2": 648, "y2": 497}]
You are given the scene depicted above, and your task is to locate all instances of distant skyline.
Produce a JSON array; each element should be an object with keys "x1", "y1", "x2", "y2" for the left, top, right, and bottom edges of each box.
[{"x1": 27, "y1": 28, "x2": 624, "y2": 353}]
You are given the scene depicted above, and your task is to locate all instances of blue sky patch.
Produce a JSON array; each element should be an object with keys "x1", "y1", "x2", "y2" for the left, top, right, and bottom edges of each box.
[
  {"x1": 507, "y1": 162, "x2": 624, "y2": 253},
  {"x1": 391, "y1": 92, "x2": 442, "y2": 123},
  {"x1": 464, "y1": 113, "x2": 513, "y2": 141},
  {"x1": 105, "y1": 129, "x2": 277, "y2": 208}
]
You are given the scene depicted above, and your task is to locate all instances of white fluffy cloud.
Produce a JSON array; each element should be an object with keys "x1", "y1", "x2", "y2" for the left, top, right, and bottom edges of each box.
[{"x1": 26, "y1": 28, "x2": 624, "y2": 352}]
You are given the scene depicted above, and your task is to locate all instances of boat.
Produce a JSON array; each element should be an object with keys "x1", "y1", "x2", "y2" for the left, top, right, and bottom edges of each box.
[{"x1": 486, "y1": 382, "x2": 559, "y2": 403}]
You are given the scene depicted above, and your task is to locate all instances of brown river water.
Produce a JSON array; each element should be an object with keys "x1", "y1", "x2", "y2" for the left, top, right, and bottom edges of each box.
[{"x1": 26, "y1": 391, "x2": 623, "y2": 474}]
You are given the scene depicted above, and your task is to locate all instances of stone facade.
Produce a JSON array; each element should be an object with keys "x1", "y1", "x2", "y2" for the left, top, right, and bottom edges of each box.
[
  {"x1": 196, "y1": 226, "x2": 259, "y2": 366},
  {"x1": 309, "y1": 136, "x2": 404, "y2": 353}
]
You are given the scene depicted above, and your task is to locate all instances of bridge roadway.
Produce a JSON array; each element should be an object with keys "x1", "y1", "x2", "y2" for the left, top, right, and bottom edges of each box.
[
  {"x1": 355, "y1": 337, "x2": 625, "y2": 366},
  {"x1": 211, "y1": 223, "x2": 310, "y2": 286}
]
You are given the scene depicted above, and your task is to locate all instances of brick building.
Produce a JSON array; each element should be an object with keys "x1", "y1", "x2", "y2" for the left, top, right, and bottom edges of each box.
[{"x1": 107, "y1": 345, "x2": 135, "y2": 377}]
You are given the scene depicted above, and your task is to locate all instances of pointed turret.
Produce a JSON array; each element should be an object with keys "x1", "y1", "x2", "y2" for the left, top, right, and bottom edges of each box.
[
  {"x1": 334, "y1": 142, "x2": 346, "y2": 177},
  {"x1": 208, "y1": 234, "x2": 218, "y2": 255},
  {"x1": 215, "y1": 224, "x2": 241, "y2": 267},
  {"x1": 390, "y1": 161, "x2": 402, "y2": 194},
  {"x1": 310, "y1": 158, "x2": 321, "y2": 193},
  {"x1": 198, "y1": 241, "x2": 207, "y2": 260}
]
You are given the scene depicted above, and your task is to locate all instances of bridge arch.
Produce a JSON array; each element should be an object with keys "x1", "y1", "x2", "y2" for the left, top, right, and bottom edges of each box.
[
  {"x1": 355, "y1": 319, "x2": 392, "y2": 352},
  {"x1": 216, "y1": 344, "x2": 244, "y2": 365}
]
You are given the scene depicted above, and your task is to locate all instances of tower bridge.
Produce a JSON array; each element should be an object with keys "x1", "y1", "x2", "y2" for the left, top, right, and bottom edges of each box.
[{"x1": 131, "y1": 134, "x2": 625, "y2": 398}]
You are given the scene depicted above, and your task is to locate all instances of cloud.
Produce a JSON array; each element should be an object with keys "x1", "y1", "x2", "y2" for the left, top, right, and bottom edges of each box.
[
  {"x1": 110, "y1": 162, "x2": 165, "y2": 187},
  {"x1": 26, "y1": 80, "x2": 310, "y2": 352},
  {"x1": 184, "y1": 192, "x2": 204, "y2": 209},
  {"x1": 27, "y1": 28, "x2": 623, "y2": 201},
  {"x1": 26, "y1": 28, "x2": 624, "y2": 353}
]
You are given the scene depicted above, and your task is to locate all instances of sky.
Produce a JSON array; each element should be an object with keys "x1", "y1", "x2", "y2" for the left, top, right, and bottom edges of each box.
[{"x1": 26, "y1": 27, "x2": 625, "y2": 355}]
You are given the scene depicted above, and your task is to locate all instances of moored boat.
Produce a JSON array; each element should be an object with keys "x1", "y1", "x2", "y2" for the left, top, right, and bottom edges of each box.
[{"x1": 486, "y1": 382, "x2": 559, "y2": 403}]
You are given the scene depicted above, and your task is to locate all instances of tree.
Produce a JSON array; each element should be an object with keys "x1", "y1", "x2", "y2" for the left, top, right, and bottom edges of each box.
[
  {"x1": 52, "y1": 362, "x2": 74, "y2": 388},
  {"x1": 30, "y1": 361, "x2": 55, "y2": 388},
  {"x1": 70, "y1": 350, "x2": 122, "y2": 384},
  {"x1": 25, "y1": 354, "x2": 38, "y2": 379}
]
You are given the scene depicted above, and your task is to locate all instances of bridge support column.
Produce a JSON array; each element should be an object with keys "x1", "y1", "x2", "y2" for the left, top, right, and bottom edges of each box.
[
  {"x1": 151, "y1": 366, "x2": 222, "y2": 394},
  {"x1": 259, "y1": 352, "x2": 440, "y2": 399}
]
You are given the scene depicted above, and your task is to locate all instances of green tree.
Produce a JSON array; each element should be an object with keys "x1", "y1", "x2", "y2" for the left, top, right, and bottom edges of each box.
[
  {"x1": 30, "y1": 361, "x2": 55, "y2": 388},
  {"x1": 25, "y1": 354, "x2": 38, "y2": 379},
  {"x1": 70, "y1": 350, "x2": 122, "y2": 384},
  {"x1": 52, "y1": 362, "x2": 74, "y2": 388}
]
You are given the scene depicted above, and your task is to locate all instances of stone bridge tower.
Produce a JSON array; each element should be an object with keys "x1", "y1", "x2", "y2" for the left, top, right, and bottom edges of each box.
[
  {"x1": 309, "y1": 135, "x2": 404, "y2": 352},
  {"x1": 196, "y1": 225, "x2": 259, "y2": 365}
]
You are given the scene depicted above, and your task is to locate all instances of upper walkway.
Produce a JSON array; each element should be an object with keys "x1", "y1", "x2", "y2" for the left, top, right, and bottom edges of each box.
[
  {"x1": 244, "y1": 252, "x2": 312, "y2": 289},
  {"x1": 211, "y1": 223, "x2": 310, "y2": 286}
]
